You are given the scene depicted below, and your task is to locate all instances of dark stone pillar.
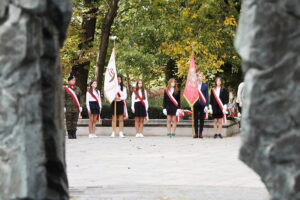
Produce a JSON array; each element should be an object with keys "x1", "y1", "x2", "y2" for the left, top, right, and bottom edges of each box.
[
  {"x1": 235, "y1": 1, "x2": 300, "y2": 199},
  {"x1": 0, "y1": 0, "x2": 71, "y2": 199}
]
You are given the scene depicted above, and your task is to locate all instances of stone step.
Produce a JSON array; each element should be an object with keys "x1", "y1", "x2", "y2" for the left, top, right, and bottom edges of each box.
[{"x1": 76, "y1": 119, "x2": 239, "y2": 128}]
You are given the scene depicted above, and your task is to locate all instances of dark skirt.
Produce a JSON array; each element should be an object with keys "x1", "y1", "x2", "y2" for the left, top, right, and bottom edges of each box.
[
  {"x1": 134, "y1": 102, "x2": 147, "y2": 117},
  {"x1": 213, "y1": 106, "x2": 223, "y2": 119},
  {"x1": 111, "y1": 101, "x2": 124, "y2": 116},
  {"x1": 166, "y1": 104, "x2": 178, "y2": 116},
  {"x1": 89, "y1": 101, "x2": 100, "y2": 115}
]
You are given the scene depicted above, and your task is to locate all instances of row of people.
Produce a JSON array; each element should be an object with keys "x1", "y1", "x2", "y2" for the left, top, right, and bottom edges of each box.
[{"x1": 64, "y1": 73, "x2": 229, "y2": 139}]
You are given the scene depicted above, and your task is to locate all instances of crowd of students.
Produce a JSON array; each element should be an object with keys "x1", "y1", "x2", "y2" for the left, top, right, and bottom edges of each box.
[{"x1": 64, "y1": 72, "x2": 233, "y2": 139}]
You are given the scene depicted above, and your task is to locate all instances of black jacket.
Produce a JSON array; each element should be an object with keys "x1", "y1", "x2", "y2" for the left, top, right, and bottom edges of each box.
[
  {"x1": 194, "y1": 83, "x2": 209, "y2": 107},
  {"x1": 163, "y1": 89, "x2": 181, "y2": 108},
  {"x1": 210, "y1": 88, "x2": 229, "y2": 112}
]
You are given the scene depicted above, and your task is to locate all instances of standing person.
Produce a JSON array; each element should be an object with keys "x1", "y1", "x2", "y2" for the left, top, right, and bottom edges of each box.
[
  {"x1": 163, "y1": 78, "x2": 181, "y2": 137},
  {"x1": 193, "y1": 72, "x2": 209, "y2": 139},
  {"x1": 86, "y1": 80, "x2": 102, "y2": 138},
  {"x1": 209, "y1": 77, "x2": 229, "y2": 139},
  {"x1": 110, "y1": 75, "x2": 128, "y2": 138},
  {"x1": 131, "y1": 80, "x2": 149, "y2": 138},
  {"x1": 64, "y1": 75, "x2": 82, "y2": 139},
  {"x1": 236, "y1": 82, "x2": 245, "y2": 114}
]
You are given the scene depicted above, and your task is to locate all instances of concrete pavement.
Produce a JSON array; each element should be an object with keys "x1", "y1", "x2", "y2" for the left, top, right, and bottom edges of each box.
[{"x1": 67, "y1": 135, "x2": 269, "y2": 200}]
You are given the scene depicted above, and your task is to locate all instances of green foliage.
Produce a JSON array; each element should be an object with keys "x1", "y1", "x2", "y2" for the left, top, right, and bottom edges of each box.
[{"x1": 61, "y1": 0, "x2": 242, "y2": 90}]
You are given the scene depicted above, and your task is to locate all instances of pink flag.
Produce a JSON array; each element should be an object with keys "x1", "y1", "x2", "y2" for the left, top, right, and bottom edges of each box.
[{"x1": 183, "y1": 55, "x2": 199, "y2": 107}]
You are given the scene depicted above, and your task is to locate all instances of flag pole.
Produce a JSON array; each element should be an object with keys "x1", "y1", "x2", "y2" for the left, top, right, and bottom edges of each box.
[
  {"x1": 114, "y1": 46, "x2": 117, "y2": 136},
  {"x1": 114, "y1": 100, "x2": 116, "y2": 137},
  {"x1": 113, "y1": 44, "x2": 117, "y2": 137},
  {"x1": 192, "y1": 106, "x2": 194, "y2": 137},
  {"x1": 110, "y1": 36, "x2": 117, "y2": 137},
  {"x1": 191, "y1": 48, "x2": 195, "y2": 137}
]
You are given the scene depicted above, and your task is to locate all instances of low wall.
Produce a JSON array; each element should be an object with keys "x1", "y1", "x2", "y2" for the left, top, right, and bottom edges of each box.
[{"x1": 73, "y1": 119, "x2": 240, "y2": 137}]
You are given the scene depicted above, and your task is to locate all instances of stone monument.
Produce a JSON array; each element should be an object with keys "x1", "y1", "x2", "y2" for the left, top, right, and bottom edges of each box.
[
  {"x1": 0, "y1": 0, "x2": 72, "y2": 199},
  {"x1": 235, "y1": 1, "x2": 300, "y2": 200}
]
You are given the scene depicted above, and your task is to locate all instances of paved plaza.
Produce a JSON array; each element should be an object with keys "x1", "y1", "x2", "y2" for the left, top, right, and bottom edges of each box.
[{"x1": 67, "y1": 134, "x2": 269, "y2": 200}]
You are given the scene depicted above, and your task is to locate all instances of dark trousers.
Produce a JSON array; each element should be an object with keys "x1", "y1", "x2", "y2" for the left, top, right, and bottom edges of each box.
[
  {"x1": 193, "y1": 104, "x2": 205, "y2": 135},
  {"x1": 65, "y1": 112, "x2": 79, "y2": 131}
]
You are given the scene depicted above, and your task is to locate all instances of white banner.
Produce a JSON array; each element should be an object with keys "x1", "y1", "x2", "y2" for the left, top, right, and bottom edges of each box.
[{"x1": 104, "y1": 48, "x2": 119, "y2": 103}]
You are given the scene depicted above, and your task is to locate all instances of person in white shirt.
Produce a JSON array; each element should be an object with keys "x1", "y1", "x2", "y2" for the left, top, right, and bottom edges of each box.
[
  {"x1": 236, "y1": 82, "x2": 245, "y2": 114},
  {"x1": 86, "y1": 80, "x2": 102, "y2": 138},
  {"x1": 110, "y1": 75, "x2": 128, "y2": 138},
  {"x1": 131, "y1": 80, "x2": 149, "y2": 138}
]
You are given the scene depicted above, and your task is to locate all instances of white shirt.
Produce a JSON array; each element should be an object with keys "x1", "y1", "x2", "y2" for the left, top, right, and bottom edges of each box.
[
  {"x1": 131, "y1": 89, "x2": 149, "y2": 111},
  {"x1": 198, "y1": 83, "x2": 202, "y2": 92},
  {"x1": 86, "y1": 89, "x2": 102, "y2": 112},
  {"x1": 116, "y1": 85, "x2": 127, "y2": 101},
  {"x1": 169, "y1": 87, "x2": 174, "y2": 95},
  {"x1": 236, "y1": 82, "x2": 245, "y2": 104},
  {"x1": 215, "y1": 87, "x2": 221, "y2": 97}
]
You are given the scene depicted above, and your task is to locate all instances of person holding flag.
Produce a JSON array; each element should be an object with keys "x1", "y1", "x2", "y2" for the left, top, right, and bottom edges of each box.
[
  {"x1": 183, "y1": 55, "x2": 208, "y2": 139},
  {"x1": 104, "y1": 48, "x2": 128, "y2": 138},
  {"x1": 110, "y1": 75, "x2": 128, "y2": 138},
  {"x1": 64, "y1": 75, "x2": 82, "y2": 139},
  {"x1": 131, "y1": 80, "x2": 149, "y2": 138},
  {"x1": 86, "y1": 80, "x2": 102, "y2": 138},
  {"x1": 163, "y1": 78, "x2": 181, "y2": 137},
  {"x1": 193, "y1": 72, "x2": 209, "y2": 138},
  {"x1": 209, "y1": 77, "x2": 229, "y2": 139}
]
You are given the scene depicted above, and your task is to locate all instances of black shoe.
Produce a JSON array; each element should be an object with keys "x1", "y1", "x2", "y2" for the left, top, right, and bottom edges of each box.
[
  {"x1": 67, "y1": 130, "x2": 72, "y2": 139},
  {"x1": 193, "y1": 134, "x2": 198, "y2": 139},
  {"x1": 218, "y1": 134, "x2": 223, "y2": 139},
  {"x1": 199, "y1": 133, "x2": 203, "y2": 139},
  {"x1": 214, "y1": 134, "x2": 218, "y2": 139}
]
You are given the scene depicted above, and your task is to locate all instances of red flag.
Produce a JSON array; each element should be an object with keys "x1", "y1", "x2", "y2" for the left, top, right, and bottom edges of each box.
[{"x1": 183, "y1": 55, "x2": 199, "y2": 107}]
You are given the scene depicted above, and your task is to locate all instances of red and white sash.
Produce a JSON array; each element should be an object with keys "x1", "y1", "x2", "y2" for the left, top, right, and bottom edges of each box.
[
  {"x1": 87, "y1": 89, "x2": 101, "y2": 121},
  {"x1": 87, "y1": 89, "x2": 100, "y2": 104},
  {"x1": 133, "y1": 90, "x2": 149, "y2": 121},
  {"x1": 166, "y1": 89, "x2": 179, "y2": 107},
  {"x1": 211, "y1": 88, "x2": 227, "y2": 123},
  {"x1": 198, "y1": 87, "x2": 208, "y2": 119},
  {"x1": 198, "y1": 89, "x2": 206, "y2": 105},
  {"x1": 64, "y1": 86, "x2": 81, "y2": 112},
  {"x1": 117, "y1": 92, "x2": 128, "y2": 119}
]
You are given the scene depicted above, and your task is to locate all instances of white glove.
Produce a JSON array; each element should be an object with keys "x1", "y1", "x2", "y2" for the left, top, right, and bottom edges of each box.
[
  {"x1": 64, "y1": 107, "x2": 66, "y2": 113},
  {"x1": 80, "y1": 107, "x2": 83, "y2": 113},
  {"x1": 239, "y1": 103, "x2": 243, "y2": 107},
  {"x1": 209, "y1": 105, "x2": 213, "y2": 114},
  {"x1": 163, "y1": 109, "x2": 167, "y2": 116},
  {"x1": 204, "y1": 106, "x2": 208, "y2": 113},
  {"x1": 132, "y1": 109, "x2": 135, "y2": 113},
  {"x1": 176, "y1": 109, "x2": 180, "y2": 116},
  {"x1": 223, "y1": 105, "x2": 228, "y2": 114}
]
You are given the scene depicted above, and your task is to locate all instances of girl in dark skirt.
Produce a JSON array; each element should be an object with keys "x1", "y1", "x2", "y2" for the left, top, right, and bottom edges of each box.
[
  {"x1": 86, "y1": 80, "x2": 102, "y2": 138},
  {"x1": 209, "y1": 77, "x2": 229, "y2": 139},
  {"x1": 131, "y1": 80, "x2": 148, "y2": 138},
  {"x1": 110, "y1": 75, "x2": 127, "y2": 138},
  {"x1": 163, "y1": 78, "x2": 181, "y2": 137}
]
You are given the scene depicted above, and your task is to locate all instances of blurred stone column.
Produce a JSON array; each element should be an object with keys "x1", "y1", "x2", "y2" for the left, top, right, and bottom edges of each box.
[
  {"x1": 0, "y1": 1, "x2": 71, "y2": 199},
  {"x1": 235, "y1": 1, "x2": 300, "y2": 200}
]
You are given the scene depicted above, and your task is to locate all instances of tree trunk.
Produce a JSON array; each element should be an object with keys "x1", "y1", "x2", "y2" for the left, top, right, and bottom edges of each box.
[
  {"x1": 165, "y1": 59, "x2": 183, "y2": 89},
  {"x1": 71, "y1": 0, "x2": 98, "y2": 96},
  {"x1": 96, "y1": 0, "x2": 120, "y2": 90},
  {"x1": 126, "y1": 70, "x2": 132, "y2": 94}
]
